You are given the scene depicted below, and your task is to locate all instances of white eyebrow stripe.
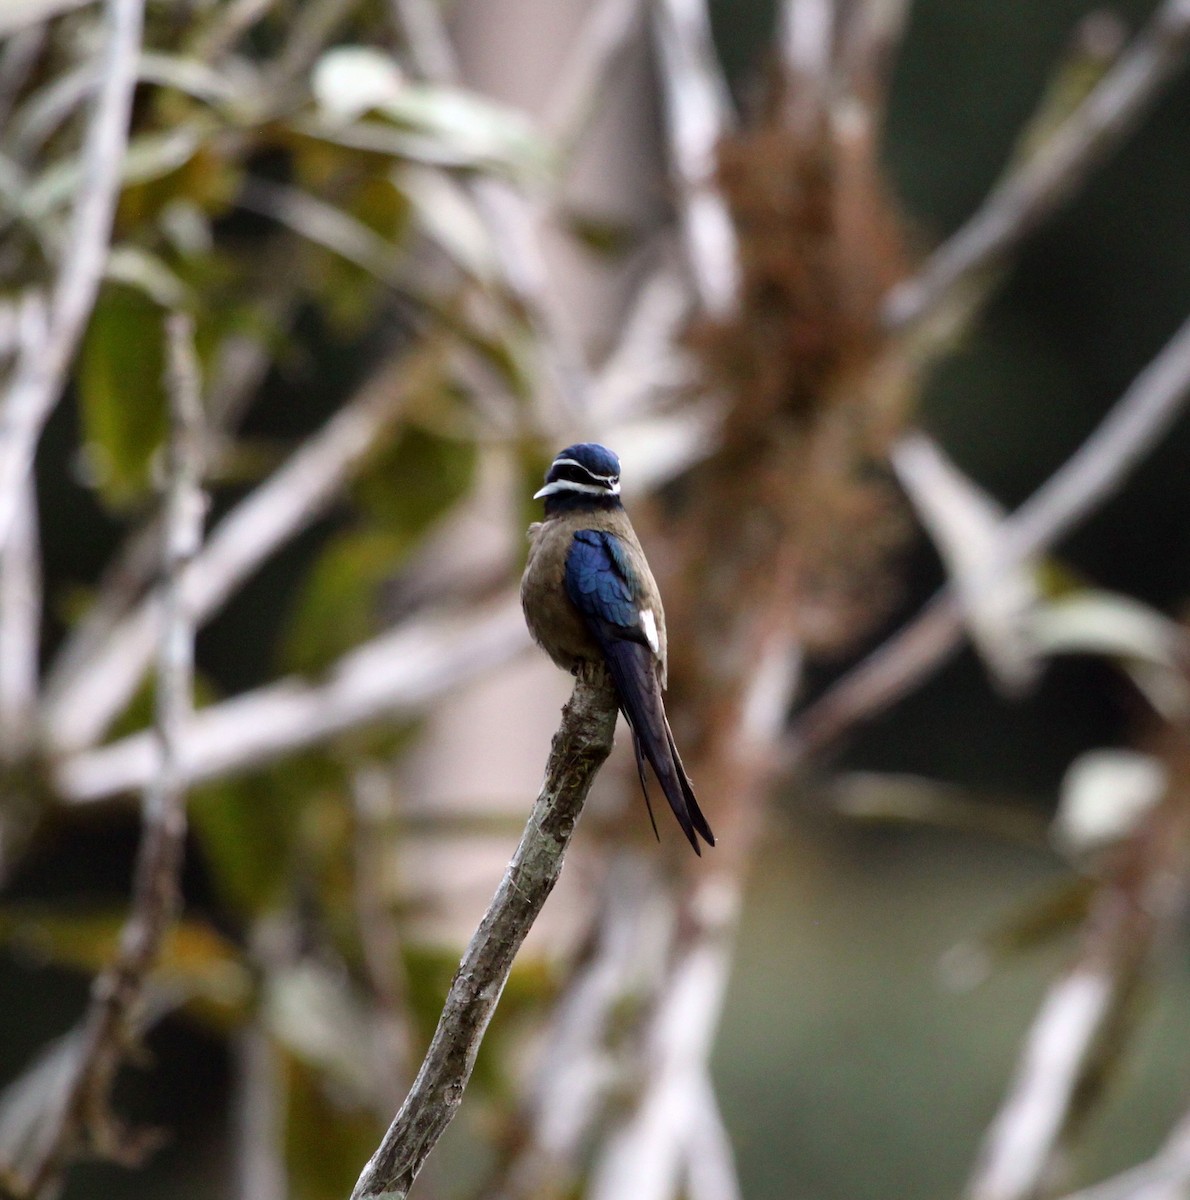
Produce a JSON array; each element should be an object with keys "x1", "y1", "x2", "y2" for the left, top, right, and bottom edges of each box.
[
  {"x1": 534, "y1": 478, "x2": 621, "y2": 498},
  {"x1": 552, "y1": 457, "x2": 620, "y2": 485},
  {"x1": 639, "y1": 608, "x2": 659, "y2": 655}
]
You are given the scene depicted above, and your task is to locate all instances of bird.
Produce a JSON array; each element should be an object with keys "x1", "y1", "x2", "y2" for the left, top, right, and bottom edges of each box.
[{"x1": 520, "y1": 442, "x2": 715, "y2": 854}]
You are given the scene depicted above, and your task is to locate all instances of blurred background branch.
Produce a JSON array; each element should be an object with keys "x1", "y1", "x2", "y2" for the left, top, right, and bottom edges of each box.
[{"x1": 2, "y1": 1, "x2": 1190, "y2": 1199}]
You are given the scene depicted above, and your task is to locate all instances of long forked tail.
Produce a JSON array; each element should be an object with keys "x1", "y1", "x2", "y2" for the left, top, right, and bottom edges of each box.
[{"x1": 598, "y1": 637, "x2": 715, "y2": 854}]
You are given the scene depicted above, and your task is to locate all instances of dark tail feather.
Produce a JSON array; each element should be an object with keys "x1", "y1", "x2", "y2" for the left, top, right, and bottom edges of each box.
[
  {"x1": 598, "y1": 636, "x2": 712, "y2": 854},
  {"x1": 664, "y1": 717, "x2": 715, "y2": 847},
  {"x1": 627, "y1": 717, "x2": 661, "y2": 842}
]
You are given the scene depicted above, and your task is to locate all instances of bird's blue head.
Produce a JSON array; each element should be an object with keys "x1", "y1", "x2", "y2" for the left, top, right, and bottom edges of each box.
[{"x1": 534, "y1": 443, "x2": 622, "y2": 512}]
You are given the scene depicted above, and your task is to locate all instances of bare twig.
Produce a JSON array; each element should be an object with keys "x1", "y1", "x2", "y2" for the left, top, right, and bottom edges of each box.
[
  {"x1": 1054, "y1": 1109, "x2": 1190, "y2": 1200},
  {"x1": 837, "y1": 0, "x2": 913, "y2": 117},
  {"x1": 776, "y1": 0, "x2": 835, "y2": 129},
  {"x1": 233, "y1": 1021, "x2": 287, "y2": 1200},
  {"x1": 0, "y1": 479, "x2": 39, "y2": 764},
  {"x1": 789, "y1": 310, "x2": 1190, "y2": 761},
  {"x1": 386, "y1": 0, "x2": 593, "y2": 425},
  {"x1": 588, "y1": 257, "x2": 694, "y2": 424},
  {"x1": 190, "y1": 0, "x2": 277, "y2": 63},
  {"x1": 650, "y1": 0, "x2": 739, "y2": 316},
  {"x1": 351, "y1": 763, "x2": 415, "y2": 1097},
  {"x1": 885, "y1": 0, "x2": 1190, "y2": 333},
  {"x1": 16, "y1": 314, "x2": 205, "y2": 1198},
  {"x1": 41, "y1": 347, "x2": 432, "y2": 755},
  {"x1": 0, "y1": 0, "x2": 143, "y2": 556},
  {"x1": 965, "y1": 769, "x2": 1190, "y2": 1200},
  {"x1": 389, "y1": 0, "x2": 460, "y2": 83},
  {"x1": 267, "y1": 0, "x2": 358, "y2": 89},
  {"x1": 0, "y1": 24, "x2": 46, "y2": 130},
  {"x1": 588, "y1": 874, "x2": 742, "y2": 1200},
  {"x1": 349, "y1": 669, "x2": 619, "y2": 1200},
  {"x1": 544, "y1": 0, "x2": 644, "y2": 158},
  {"x1": 48, "y1": 258, "x2": 300, "y2": 695},
  {"x1": 0, "y1": 0, "x2": 95, "y2": 39},
  {"x1": 684, "y1": 1072, "x2": 743, "y2": 1200},
  {"x1": 55, "y1": 594, "x2": 528, "y2": 803}
]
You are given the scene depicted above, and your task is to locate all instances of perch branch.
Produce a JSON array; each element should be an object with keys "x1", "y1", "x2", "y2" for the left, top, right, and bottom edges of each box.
[
  {"x1": 349, "y1": 669, "x2": 619, "y2": 1200},
  {"x1": 0, "y1": 0, "x2": 143, "y2": 556},
  {"x1": 789, "y1": 308, "x2": 1190, "y2": 761},
  {"x1": 16, "y1": 314, "x2": 204, "y2": 1198},
  {"x1": 486, "y1": 853, "x2": 678, "y2": 1200},
  {"x1": 885, "y1": 0, "x2": 1190, "y2": 334}
]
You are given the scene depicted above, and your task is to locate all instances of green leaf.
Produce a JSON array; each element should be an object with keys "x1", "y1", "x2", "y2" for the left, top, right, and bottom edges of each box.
[
  {"x1": 0, "y1": 908, "x2": 252, "y2": 1022},
  {"x1": 25, "y1": 125, "x2": 204, "y2": 219},
  {"x1": 283, "y1": 1052, "x2": 384, "y2": 1200},
  {"x1": 190, "y1": 778, "x2": 292, "y2": 919},
  {"x1": 77, "y1": 285, "x2": 169, "y2": 509},
  {"x1": 280, "y1": 529, "x2": 404, "y2": 676},
  {"x1": 281, "y1": 427, "x2": 475, "y2": 674},
  {"x1": 311, "y1": 46, "x2": 552, "y2": 182},
  {"x1": 104, "y1": 244, "x2": 191, "y2": 309},
  {"x1": 354, "y1": 424, "x2": 476, "y2": 538},
  {"x1": 938, "y1": 877, "x2": 1095, "y2": 992},
  {"x1": 189, "y1": 751, "x2": 350, "y2": 919}
]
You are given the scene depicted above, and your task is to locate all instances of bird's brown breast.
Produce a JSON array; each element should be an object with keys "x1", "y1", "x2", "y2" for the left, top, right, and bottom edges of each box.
[
  {"x1": 520, "y1": 509, "x2": 669, "y2": 681},
  {"x1": 521, "y1": 518, "x2": 601, "y2": 672}
]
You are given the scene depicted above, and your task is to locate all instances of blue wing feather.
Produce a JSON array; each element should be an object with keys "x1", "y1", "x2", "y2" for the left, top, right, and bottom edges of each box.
[
  {"x1": 562, "y1": 528, "x2": 715, "y2": 854},
  {"x1": 564, "y1": 529, "x2": 641, "y2": 633}
]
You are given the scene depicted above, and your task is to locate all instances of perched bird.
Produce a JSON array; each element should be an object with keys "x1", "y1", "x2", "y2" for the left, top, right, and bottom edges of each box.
[{"x1": 521, "y1": 443, "x2": 715, "y2": 854}]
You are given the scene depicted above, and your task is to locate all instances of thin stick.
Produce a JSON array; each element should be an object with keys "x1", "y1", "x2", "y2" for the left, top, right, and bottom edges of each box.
[
  {"x1": 0, "y1": 477, "x2": 39, "y2": 764},
  {"x1": 389, "y1": 0, "x2": 460, "y2": 83},
  {"x1": 41, "y1": 347, "x2": 428, "y2": 754},
  {"x1": 233, "y1": 1022, "x2": 287, "y2": 1200},
  {"x1": 0, "y1": 0, "x2": 143, "y2": 556},
  {"x1": 651, "y1": 0, "x2": 740, "y2": 317},
  {"x1": 349, "y1": 670, "x2": 619, "y2": 1200},
  {"x1": 965, "y1": 769, "x2": 1190, "y2": 1200},
  {"x1": 789, "y1": 309, "x2": 1190, "y2": 761},
  {"x1": 386, "y1": 0, "x2": 592, "y2": 424},
  {"x1": 55, "y1": 594, "x2": 528, "y2": 803},
  {"x1": 544, "y1": 0, "x2": 644, "y2": 159},
  {"x1": 351, "y1": 763, "x2": 415, "y2": 1101},
  {"x1": 17, "y1": 313, "x2": 204, "y2": 1198},
  {"x1": 587, "y1": 875, "x2": 741, "y2": 1200},
  {"x1": 885, "y1": 0, "x2": 1190, "y2": 333},
  {"x1": 1054, "y1": 1109, "x2": 1190, "y2": 1200}
]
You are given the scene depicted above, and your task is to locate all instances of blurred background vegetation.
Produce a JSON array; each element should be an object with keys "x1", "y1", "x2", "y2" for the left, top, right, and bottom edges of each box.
[{"x1": 3, "y1": 0, "x2": 1190, "y2": 1198}]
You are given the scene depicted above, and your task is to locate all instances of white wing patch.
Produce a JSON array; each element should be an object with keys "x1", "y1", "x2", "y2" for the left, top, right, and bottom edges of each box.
[{"x1": 639, "y1": 608, "x2": 660, "y2": 655}]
